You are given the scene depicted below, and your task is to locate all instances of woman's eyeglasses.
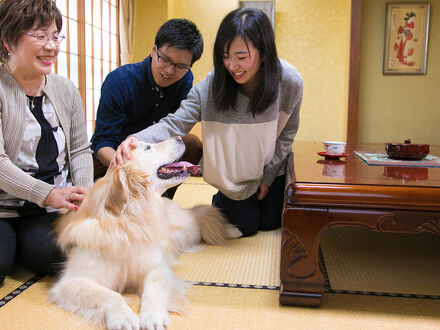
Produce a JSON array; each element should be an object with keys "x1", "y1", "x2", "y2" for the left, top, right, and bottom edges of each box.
[
  {"x1": 24, "y1": 32, "x2": 66, "y2": 45},
  {"x1": 155, "y1": 47, "x2": 191, "y2": 73}
]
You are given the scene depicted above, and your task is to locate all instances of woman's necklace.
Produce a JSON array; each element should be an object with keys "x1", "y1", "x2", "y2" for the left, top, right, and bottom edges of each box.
[
  {"x1": 4, "y1": 61, "x2": 47, "y2": 110},
  {"x1": 28, "y1": 95, "x2": 37, "y2": 111}
]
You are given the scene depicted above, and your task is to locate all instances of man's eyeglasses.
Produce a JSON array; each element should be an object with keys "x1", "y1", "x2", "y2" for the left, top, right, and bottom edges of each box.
[
  {"x1": 155, "y1": 47, "x2": 191, "y2": 73},
  {"x1": 24, "y1": 32, "x2": 65, "y2": 45}
]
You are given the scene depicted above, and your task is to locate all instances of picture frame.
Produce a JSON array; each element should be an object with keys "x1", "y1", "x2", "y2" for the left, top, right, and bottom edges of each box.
[{"x1": 383, "y1": 3, "x2": 430, "y2": 75}]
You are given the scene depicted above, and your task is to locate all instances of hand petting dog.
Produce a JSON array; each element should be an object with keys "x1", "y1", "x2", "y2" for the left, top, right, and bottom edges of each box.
[
  {"x1": 44, "y1": 186, "x2": 88, "y2": 211},
  {"x1": 111, "y1": 136, "x2": 139, "y2": 167}
]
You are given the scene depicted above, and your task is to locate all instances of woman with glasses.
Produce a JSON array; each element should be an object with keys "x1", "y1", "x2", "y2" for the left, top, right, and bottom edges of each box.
[
  {"x1": 113, "y1": 8, "x2": 303, "y2": 238},
  {"x1": 0, "y1": 0, "x2": 93, "y2": 283}
]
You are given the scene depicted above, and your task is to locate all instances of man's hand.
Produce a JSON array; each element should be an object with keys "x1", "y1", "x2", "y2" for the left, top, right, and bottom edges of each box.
[
  {"x1": 44, "y1": 186, "x2": 89, "y2": 211},
  {"x1": 256, "y1": 183, "x2": 269, "y2": 200},
  {"x1": 110, "y1": 136, "x2": 139, "y2": 167}
]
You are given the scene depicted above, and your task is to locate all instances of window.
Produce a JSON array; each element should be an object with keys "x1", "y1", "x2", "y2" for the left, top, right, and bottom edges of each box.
[{"x1": 55, "y1": 0, "x2": 120, "y2": 138}]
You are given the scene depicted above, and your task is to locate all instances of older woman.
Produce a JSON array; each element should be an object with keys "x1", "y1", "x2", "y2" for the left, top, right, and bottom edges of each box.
[{"x1": 0, "y1": 0, "x2": 93, "y2": 282}]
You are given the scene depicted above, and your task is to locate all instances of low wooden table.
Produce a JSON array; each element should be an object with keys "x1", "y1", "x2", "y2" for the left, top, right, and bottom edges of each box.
[{"x1": 280, "y1": 142, "x2": 440, "y2": 307}]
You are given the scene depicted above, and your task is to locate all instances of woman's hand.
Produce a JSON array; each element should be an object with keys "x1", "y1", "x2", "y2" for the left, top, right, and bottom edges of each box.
[
  {"x1": 44, "y1": 186, "x2": 89, "y2": 211},
  {"x1": 110, "y1": 136, "x2": 139, "y2": 167},
  {"x1": 256, "y1": 183, "x2": 269, "y2": 200}
]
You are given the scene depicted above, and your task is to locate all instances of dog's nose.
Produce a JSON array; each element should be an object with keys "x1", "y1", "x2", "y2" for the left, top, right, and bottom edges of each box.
[{"x1": 175, "y1": 136, "x2": 183, "y2": 141}]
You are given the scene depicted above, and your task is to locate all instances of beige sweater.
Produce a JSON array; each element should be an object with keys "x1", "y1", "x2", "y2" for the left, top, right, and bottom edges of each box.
[{"x1": 0, "y1": 66, "x2": 93, "y2": 208}]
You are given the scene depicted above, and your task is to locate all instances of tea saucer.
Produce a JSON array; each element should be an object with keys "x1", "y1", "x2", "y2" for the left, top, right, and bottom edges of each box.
[{"x1": 317, "y1": 152, "x2": 348, "y2": 160}]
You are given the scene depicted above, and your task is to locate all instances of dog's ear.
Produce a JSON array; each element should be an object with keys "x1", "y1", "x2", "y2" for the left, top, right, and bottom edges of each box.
[
  {"x1": 104, "y1": 166, "x2": 129, "y2": 215},
  {"x1": 103, "y1": 165, "x2": 150, "y2": 216},
  {"x1": 125, "y1": 167, "x2": 150, "y2": 200}
]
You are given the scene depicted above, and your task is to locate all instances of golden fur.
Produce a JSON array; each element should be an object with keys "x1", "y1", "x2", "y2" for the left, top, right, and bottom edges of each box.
[{"x1": 50, "y1": 137, "x2": 241, "y2": 330}]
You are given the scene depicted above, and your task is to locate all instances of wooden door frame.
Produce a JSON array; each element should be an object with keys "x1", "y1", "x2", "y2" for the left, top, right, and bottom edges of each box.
[{"x1": 347, "y1": 0, "x2": 362, "y2": 144}]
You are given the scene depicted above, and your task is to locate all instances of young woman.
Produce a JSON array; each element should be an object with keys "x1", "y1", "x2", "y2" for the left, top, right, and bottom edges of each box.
[
  {"x1": 113, "y1": 8, "x2": 303, "y2": 237},
  {"x1": 0, "y1": 0, "x2": 93, "y2": 282}
]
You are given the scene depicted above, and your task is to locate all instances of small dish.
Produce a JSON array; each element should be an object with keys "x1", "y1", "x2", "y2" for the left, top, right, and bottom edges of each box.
[
  {"x1": 385, "y1": 139, "x2": 429, "y2": 160},
  {"x1": 317, "y1": 151, "x2": 348, "y2": 160}
]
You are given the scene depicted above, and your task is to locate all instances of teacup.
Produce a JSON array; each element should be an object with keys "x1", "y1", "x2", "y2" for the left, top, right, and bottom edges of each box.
[{"x1": 324, "y1": 141, "x2": 346, "y2": 155}]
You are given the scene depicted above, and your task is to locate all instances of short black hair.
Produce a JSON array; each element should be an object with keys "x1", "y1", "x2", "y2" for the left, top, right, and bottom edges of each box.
[
  {"x1": 213, "y1": 8, "x2": 281, "y2": 115},
  {"x1": 155, "y1": 19, "x2": 203, "y2": 65},
  {"x1": 0, "y1": 0, "x2": 62, "y2": 62}
]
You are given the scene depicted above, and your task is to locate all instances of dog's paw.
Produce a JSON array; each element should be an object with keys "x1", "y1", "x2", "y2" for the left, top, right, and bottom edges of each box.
[
  {"x1": 139, "y1": 310, "x2": 170, "y2": 330},
  {"x1": 105, "y1": 306, "x2": 139, "y2": 330}
]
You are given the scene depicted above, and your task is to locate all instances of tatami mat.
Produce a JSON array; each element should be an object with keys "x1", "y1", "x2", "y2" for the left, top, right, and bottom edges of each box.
[
  {"x1": 174, "y1": 177, "x2": 280, "y2": 287},
  {"x1": 0, "y1": 264, "x2": 35, "y2": 299},
  {"x1": 321, "y1": 227, "x2": 440, "y2": 295},
  {"x1": 175, "y1": 230, "x2": 280, "y2": 287},
  {"x1": 1, "y1": 178, "x2": 440, "y2": 329},
  {"x1": 1, "y1": 277, "x2": 440, "y2": 330},
  {"x1": 0, "y1": 275, "x2": 99, "y2": 329},
  {"x1": 174, "y1": 176, "x2": 216, "y2": 207},
  {"x1": 170, "y1": 286, "x2": 440, "y2": 330}
]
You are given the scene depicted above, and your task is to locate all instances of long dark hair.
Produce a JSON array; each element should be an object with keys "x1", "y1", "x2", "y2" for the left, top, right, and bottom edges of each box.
[{"x1": 213, "y1": 8, "x2": 281, "y2": 115}]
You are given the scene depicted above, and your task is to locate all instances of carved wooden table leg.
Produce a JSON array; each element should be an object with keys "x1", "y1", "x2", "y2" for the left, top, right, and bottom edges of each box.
[{"x1": 279, "y1": 205, "x2": 328, "y2": 307}]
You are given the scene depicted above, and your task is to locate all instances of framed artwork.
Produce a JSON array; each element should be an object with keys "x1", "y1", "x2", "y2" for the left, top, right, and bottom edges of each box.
[
  {"x1": 239, "y1": 1, "x2": 274, "y2": 28},
  {"x1": 383, "y1": 3, "x2": 430, "y2": 75}
]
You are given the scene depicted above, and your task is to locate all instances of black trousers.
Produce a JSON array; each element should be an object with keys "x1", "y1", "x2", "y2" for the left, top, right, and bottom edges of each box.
[
  {"x1": 0, "y1": 211, "x2": 63, "y2": 278},
  {"x1": 212, "y1": 174, "x2": 286, "y2": 237}
]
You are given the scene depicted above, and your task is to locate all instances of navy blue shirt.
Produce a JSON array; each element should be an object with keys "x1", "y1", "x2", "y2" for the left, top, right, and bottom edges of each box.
[{"x1": 90, "y1": 56, "x2": 193, "y2": 158}]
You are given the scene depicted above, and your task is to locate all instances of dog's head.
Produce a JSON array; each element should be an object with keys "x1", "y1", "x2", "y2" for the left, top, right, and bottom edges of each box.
[
  {"x1": 129, "y1": 136, "x2": 198, "y2": 195},
  {"x1": 55, "y1": 137, "x2": 198, "y2": 252}
]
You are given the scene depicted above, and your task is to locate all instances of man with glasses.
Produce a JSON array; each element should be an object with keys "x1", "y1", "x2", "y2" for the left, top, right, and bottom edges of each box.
[{"x1": 91, "y1": 19, "x2": 203, "y2": 197}]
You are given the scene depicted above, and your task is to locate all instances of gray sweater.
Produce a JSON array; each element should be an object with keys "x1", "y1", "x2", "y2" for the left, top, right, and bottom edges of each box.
[
  {"x1": 134, "y1": 59, "x2": 303, "y2": 200},
  {"x1": 0, "y1": 66, "x2": 93, "y2": 208}
]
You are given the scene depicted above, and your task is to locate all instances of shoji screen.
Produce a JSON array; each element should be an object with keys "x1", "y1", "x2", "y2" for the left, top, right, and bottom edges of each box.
[{"x1": 55, "y1": 0, "x2": 120, "y2": 138}]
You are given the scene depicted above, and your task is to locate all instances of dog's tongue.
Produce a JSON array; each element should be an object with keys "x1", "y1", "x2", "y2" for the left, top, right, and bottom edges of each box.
[{"x1": 164, "y1": 161, "x2": 198, "y2": 175}]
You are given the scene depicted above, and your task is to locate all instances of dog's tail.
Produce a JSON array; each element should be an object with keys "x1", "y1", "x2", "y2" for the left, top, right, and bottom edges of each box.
[{"x1": 191, "y1": 205, "x2": 242, "y2": 245}]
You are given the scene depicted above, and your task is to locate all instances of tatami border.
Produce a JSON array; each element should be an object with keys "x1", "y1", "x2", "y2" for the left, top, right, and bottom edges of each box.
[
  {"x1": 2, "y1": 274, "x2": 439, "y2": 310},
  {"x1": 1, "y1": 252, "x2": 439, "y2": 309},
  {"x1": 191, "y1": 280, "x2": 440, "y2": 300},
  {"x1": 0, "y1": 275, "x2": 42, "y2": 309},
  {"x1": 326, "y1": 288, "x2": 440, "y2": 300},
  {"x1": 191, "y1": 281, "x2": 279, "y2": 290}
]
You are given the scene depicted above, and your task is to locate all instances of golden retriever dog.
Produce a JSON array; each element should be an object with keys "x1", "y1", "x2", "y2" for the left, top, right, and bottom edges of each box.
[{"x1": 49, "y1": 136, "x2": 241, "y2": 330}]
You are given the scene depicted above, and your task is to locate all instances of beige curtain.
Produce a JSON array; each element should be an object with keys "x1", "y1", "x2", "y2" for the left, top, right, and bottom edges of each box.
[{"x1": 119, "y1": 0, "x2": 135, "y2": 65}]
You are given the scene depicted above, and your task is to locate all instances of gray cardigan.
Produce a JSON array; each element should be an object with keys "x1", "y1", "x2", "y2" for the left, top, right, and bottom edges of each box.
[{"x1": 0, "y1": 66, "x2": 93, "y2": 208}]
